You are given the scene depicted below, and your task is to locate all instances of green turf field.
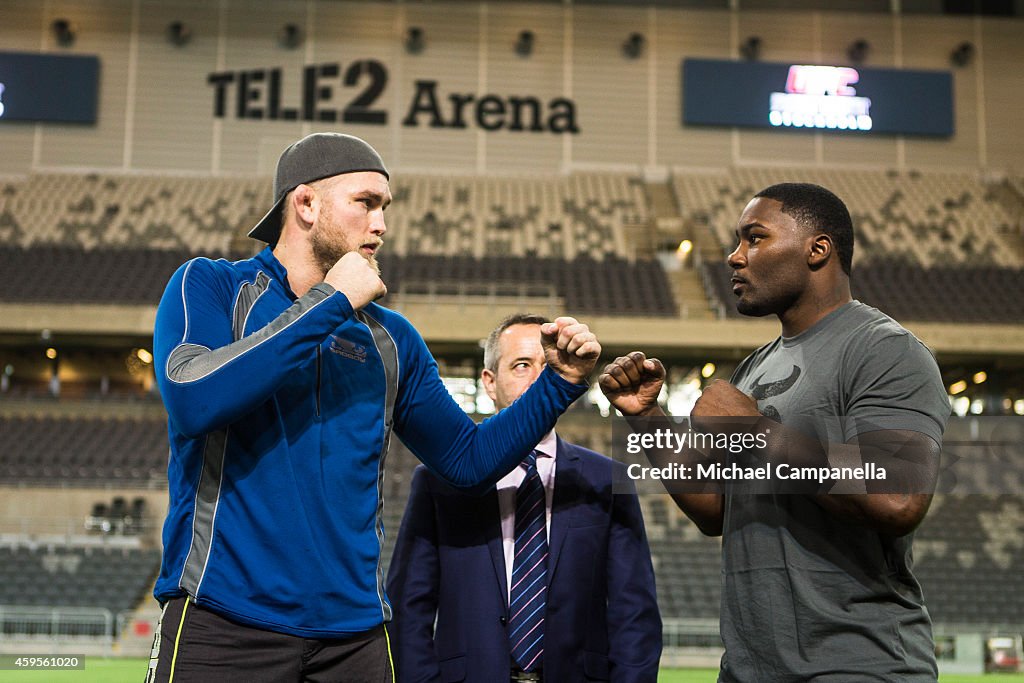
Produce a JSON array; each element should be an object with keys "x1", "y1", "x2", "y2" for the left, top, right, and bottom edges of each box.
[{"x1": 0, "y1": 659, "x2": 1022, "y2": 682}]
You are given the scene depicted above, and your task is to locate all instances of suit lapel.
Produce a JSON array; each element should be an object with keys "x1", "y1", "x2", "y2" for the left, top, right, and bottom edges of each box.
[
  {"x1": 485, "y1": 488, "x2": 509, "y2": 607},
  {"x1": 547, "y1": 437, "x2": 581, "y2": 583}
]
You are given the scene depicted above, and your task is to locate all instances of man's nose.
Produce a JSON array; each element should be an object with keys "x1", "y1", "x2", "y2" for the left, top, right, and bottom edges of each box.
[
  {"x1": 727, "y1": 244, "x2": 745, "y2": 269},
  {"x1": 370, "y1": 209, "x2": 387, "y2": 235}
]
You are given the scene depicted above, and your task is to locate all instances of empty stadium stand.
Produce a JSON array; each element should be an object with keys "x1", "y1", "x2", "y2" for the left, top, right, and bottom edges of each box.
[
  {"x1": 644, "y1": 496, "x2": 723, "y2": 621},
  {"x1": 0, "y1": 171, "x2": 677, "y2": 317},
  {"x1": 0, "y1": 415, "x2": 168, "y2": 485},
  {"x1": 916, "y1": 495, "x2": 1024, "y2": 628},
  {"x1": 0, "y1": 542, "x2": 160, "y2": 635},
  {"x1": 0, "y1": 171, "x2": 647, "y2": 260},
  {"x1": 0, "y1": 174, "x2": 266, "y2": 254},
  {"x1": 389, "y1": 173, "x2": 646, "y2": 260},
  {"x1": 4, "y1": 168, "x2": 1021, "y2": 322}
]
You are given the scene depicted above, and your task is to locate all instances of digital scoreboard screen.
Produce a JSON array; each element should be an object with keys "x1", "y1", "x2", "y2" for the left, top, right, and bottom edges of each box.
[
  {"x1": 0, "y1": 52, "x2": 100, "y2": 124},
  {"x1": 683, "y1": 58, "x2": 953, "y2": 137}
]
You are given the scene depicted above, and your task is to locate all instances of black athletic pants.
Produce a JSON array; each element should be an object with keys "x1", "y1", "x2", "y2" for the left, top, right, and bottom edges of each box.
[{"x1": 146, "y1": 597, "x2": 394, "y2": 683}]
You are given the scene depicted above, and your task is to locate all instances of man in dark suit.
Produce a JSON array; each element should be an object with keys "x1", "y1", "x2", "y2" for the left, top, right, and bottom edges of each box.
[{"x1": 387, "y1": 313, "x2": 662, "y2": 683}]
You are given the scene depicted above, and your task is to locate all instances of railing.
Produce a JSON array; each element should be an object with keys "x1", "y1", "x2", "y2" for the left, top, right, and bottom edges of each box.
[
  {"x1": 660, "y1": 618, "x2": 724, "y2": 668},
  {"x1": 0, "y1": 606, "x2": 114, "y2": 642},
  {"x1": 661, "y1": 618, "x2": 722, "y2": 648},
  {"x1": 392, "y1": 280, "x2": 563, "y2": 317}
]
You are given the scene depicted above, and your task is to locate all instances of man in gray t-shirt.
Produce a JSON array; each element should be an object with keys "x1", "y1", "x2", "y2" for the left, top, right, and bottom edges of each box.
[{"x1": 601, "y1": 183, "x2": 949, "y2": 682}]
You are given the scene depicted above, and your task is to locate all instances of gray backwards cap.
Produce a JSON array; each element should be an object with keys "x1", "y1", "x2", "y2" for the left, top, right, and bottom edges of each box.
[{"x1": 248, "y1": 132, "x2": 389, "y2": 244}]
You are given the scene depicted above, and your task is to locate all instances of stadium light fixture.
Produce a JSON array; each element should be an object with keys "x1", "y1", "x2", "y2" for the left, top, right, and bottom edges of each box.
[
  {"x1": 951, "y1": 396, "x2": 969, "y2": 416},
  {"x1": 405, "y1": 26, "x2": 425, "y2": 55},
  {"x1": 45, "y1": 347, "x2": 58, "y2": 360},
  {"x1": 136, "y1": 349, "x2": 154, "y2": 365},
  {"x1": 515, "y1": 30, "x2": 535, "y2": 58},
  {"x1": 701, "y1": 363, "x2": 716, "y2": 379},
  {"x1": 847, "y1": 39, "x2": 870, "y2": 65},
  {"x1": 949, "y1": 380, "x2": 968, "y2": 395},
  {"x1": 279, "y1": 23, "x2": 303, "y2": 50},
  {"x1": 740, "y1": 36, "x2": 762, "y2": 61},
  {"x1": 167, "y1": 21, "x2": 192, "y2": 47},
  {"x1": 51, "y1": 18, "x2": 76, "y2": 47},
  {"x1": 950, "y1": 41, "x2": 974, "y2": 67},
  {"x1": 972, "y1": 371, "x2": 987, "y2": 384},
  {"x1": 622, "y1": 32, "x2": 645, "y2": 60}
]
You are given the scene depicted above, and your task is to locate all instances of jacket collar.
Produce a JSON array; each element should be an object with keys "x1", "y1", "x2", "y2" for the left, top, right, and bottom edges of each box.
[{"x1": 253, "y1": 247, "x2": 296, "y2": 299}]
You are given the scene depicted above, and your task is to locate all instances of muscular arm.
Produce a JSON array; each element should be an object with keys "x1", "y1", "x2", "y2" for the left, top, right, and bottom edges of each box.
[
  {"x1": 394, "y1": 328, "x2": 589, "y2": 491},
  {"x1": 602, "y1": 354, "x2": 940, "y2": 538},
  {"x1": 812, "y1": 429, "x2": 939, "y2": 536},
  {"x1": 154, "y1": 258, "x2": 355, "y2": 438},
  {"x1": 624, "y1": 408, "x2": 725, "y2": 537},
  {"x1": 600, "y1": 353, "x2": 724, "y2": 537}
]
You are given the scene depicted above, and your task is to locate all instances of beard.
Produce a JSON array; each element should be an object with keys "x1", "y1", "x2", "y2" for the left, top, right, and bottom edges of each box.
[{"x1": 309, "y1": 204, "x2": 380, "y2": 276}]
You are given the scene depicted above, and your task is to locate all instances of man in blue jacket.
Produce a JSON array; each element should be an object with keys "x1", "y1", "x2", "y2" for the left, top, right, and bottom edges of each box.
[
  {"x1": 387, "y1": 313, "x2": 661, "y2": 683},
  {"x1": 147, "y1": 133, "x2": 601, "y2": 683}
]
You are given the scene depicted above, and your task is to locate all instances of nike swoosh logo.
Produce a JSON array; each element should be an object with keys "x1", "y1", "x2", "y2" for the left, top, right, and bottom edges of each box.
[{"x1": 749, "y1": 365, "x2": 801, "y2": 400}]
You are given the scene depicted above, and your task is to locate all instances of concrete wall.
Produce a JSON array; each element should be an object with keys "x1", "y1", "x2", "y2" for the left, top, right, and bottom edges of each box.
[{"x1": 0, "y1": 1, "x2": 1020, "y2": 176}]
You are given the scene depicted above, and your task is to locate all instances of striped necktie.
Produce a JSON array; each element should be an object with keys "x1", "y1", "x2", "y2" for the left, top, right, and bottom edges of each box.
[{"x1": 508, "y1": 450, "x2": 547, "y2": 672}]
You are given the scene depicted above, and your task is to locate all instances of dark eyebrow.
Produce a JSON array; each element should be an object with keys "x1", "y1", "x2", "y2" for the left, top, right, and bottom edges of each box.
[
  {"x1": 354, "y1": 189, "x2": 391, "y2": 209},
  {"x1": 734, "y1": 222, "x2": 764, "y2": 239}
]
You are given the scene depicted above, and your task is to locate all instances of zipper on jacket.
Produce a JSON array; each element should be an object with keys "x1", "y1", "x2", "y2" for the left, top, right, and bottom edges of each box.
[{"x1": 315, "y1": 346, "x2": 322, "y2": 417}]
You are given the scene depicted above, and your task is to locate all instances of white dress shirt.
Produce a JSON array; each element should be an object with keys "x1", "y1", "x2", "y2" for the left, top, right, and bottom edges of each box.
[{"x1": 497, "y1": 429, "x2": 557, "y2": 604}]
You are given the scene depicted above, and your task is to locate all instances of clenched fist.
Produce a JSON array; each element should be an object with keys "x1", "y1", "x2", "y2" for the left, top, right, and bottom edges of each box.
[
  {"x1": 540, "y1": 317, "x2": 601, "y2": 385},
  {"x1": 325, "y1": 251, "x2": 387, "y2": 310},
  {"x1": 599, "y1": 351, "x2": 666, "y2": 417},
  {"x1": 691, "y1": 379, "x2": 760, "y2": 418}
]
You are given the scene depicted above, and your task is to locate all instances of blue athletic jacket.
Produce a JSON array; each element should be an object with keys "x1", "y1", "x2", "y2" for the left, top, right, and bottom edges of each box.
[{"x1": 152, "y1": 248, "x2": 586, "y2": 638}]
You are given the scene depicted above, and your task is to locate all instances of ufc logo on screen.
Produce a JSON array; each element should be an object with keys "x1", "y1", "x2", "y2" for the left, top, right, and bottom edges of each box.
[{"x1": 785, "y1": 65, "x2": 860, "y2": 96}]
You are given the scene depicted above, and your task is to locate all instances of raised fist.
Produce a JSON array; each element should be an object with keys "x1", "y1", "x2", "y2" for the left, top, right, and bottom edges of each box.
[
  {"x1": 598, "y1": 351, "x2": 666, "y2": 417},
  {"x1": 325, "y1": 251, "x2": 387, "y2": 310},
  {"x1": 540, "y1": 317, "x2": 601, "y2": 385}
]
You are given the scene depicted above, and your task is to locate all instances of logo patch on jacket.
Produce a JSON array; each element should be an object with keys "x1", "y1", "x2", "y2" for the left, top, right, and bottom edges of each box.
[{"x1": 329, "y1": 335, "x2": 367, "y2": 362}]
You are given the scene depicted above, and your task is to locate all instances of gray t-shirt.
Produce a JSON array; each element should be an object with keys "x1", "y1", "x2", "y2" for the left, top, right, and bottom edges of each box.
[{"x1": 720, "y1": 301, "x2": 950, "y2": 683}]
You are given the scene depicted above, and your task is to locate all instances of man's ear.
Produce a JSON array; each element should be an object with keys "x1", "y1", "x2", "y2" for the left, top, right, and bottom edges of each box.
[
  {"x1": 808, "y1": 233, "x2": 833, "y2": 270},
  {"x1": 481, "y1": 368, "x2": 498, "y2": 402},
  {"x1": 289, "y1": 184, "x2": 318, "y2": 228}
]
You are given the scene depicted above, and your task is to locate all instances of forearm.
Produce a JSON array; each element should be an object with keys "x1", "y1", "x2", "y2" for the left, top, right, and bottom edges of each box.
[
  {"x1": 403, "y1": 366, "x2": 587, "y2": 490},
  {"x1": 782, "y1": 429, "x2": 940, "y2": 535},
  {"x1": 156, "y1": 283, "x2": 353, "y2": 437},
  {"x1": 813, "y1": 493, "x2": 933, "y2": 536},
  {"x1": 625, "y1": 409, "x2": 724, "y2": 535},
  {"x1": 672, "y1": 494, "x2": 724, "y2": 536}
]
